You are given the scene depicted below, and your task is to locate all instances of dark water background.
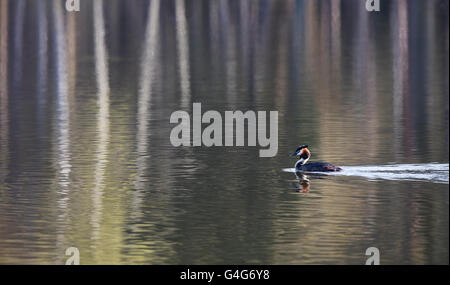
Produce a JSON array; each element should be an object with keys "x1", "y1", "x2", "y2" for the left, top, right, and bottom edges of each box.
[{"x1": 0, "y1": 0, "x2": 448, "y2": 264}]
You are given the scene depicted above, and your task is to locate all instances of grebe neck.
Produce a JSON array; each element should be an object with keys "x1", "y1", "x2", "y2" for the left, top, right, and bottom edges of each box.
[{"x1": 295, "y1": 158, "x2": 309, "y2": 169}]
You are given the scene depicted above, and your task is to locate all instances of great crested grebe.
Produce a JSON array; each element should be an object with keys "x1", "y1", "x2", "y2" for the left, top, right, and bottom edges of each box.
[{"x1": 290, "y1": 145, "x2": 342, "y2": 172}]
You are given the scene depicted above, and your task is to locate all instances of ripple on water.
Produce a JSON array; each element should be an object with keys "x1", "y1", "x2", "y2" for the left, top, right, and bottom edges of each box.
[{"x1": 283, "y1": 163, "x2": 450, "y2": 184}]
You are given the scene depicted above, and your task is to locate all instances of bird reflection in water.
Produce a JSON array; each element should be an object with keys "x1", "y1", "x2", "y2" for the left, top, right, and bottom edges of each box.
[
  {"x1": 292, "y1": 172, "x2": 311, "y2": 193},
  {"x1": 291, "y1": 172, "x2": 333, "y2": 193}
]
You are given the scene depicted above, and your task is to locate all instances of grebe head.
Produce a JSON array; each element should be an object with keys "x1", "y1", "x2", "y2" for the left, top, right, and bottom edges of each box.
[{"x1": 290, "y1": 145, "x2": 311, "y2": 165}]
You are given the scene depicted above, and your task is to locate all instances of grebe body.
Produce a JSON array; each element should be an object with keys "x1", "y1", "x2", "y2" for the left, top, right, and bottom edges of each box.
[{"x1": 296, "y1": 162, "x2": 342, "y2": 172}]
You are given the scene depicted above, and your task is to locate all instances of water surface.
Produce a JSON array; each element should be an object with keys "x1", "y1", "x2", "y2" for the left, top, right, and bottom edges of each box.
[{"x1": 0, "y1": 0, "x2": 448, "y2": 264}]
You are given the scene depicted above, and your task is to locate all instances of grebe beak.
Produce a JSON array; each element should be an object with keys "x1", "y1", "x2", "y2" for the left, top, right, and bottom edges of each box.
[{"x1": 290, "y1": 151, "x2": 298, "y2": 157}]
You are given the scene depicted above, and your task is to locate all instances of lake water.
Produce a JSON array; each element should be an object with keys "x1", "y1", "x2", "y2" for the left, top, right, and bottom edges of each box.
[{"x1": 0, "y1": 0, "x2": 448, "y2": 264}]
